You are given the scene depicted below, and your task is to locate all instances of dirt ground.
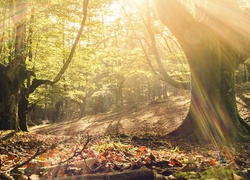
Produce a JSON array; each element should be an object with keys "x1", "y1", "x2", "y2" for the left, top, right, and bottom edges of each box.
[{"x1": 30, "y1": 83, "x2": 250, "y2": 137}]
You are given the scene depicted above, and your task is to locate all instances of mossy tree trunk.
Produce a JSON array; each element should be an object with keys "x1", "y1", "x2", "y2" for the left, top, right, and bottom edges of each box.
[
  {"x1": 154, "y1": 0, "x2": 250, "y2": 142},
  {"x1": 173, "y1": 49, "x2": 250, "y2": 142}
]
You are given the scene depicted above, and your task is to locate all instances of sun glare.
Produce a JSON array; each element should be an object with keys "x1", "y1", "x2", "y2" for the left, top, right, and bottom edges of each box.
[{"x1": 104, "y1": 0, "x2": 148, "y2": 24}]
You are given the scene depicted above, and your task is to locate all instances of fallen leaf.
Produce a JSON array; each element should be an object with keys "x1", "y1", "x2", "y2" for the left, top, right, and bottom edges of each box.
[
  {"x1": 169, "y1": 158, "x2": 182, "y2": 167},
  {"x1": 210, "y1": 159, "x2": 216, "y2": 165},
  {"x1": 123, "y1": 151, "x2": 134, "y2": 157},
  {"x1": 188, "y1": 155, "x2": 194, "y2": 163}
]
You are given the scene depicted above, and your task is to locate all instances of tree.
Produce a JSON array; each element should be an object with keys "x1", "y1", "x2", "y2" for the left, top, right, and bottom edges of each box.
[
  {"x1": 0, "y1": 0, "x2": 89, "y2": 131},
  {"x1": 153, "y1": 0, "x2": 250, "y2": 142},
  {"x1": 0, "y1": 0, "x2": 29, "y2": 130}
]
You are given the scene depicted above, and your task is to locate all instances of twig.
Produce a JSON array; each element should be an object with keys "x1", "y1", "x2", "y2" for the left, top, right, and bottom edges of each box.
[
  {"x1": 89, "y1": 160, "x2": 107, "y2": 173},
  {"x1": 9, "y1": 136, "x2": 73, "y2": 174},
  {"x1": 51, "y1": 134, "x2": 92, "y2": 179},
  {"x1": 60, "y1": 134, "x2": 92, "y2": 164},
  {"x1": 10, "y1": 143, "x2": 57, "y2": 173},
  {"x1": 9, "y1": 134, "x2": 91, "y2": 179}
]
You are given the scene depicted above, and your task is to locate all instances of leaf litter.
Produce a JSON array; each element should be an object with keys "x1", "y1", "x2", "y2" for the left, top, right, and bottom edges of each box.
[
  {"x1": 0, "y1": 131, "x2": 250, "y2": 180},
  {"x1": 1, "y1": 86, "x2": 250, "y2": 179}
]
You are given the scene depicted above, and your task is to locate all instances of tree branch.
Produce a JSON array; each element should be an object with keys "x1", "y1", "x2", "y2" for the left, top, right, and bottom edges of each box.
[
  {"x1": 23, "y1": 0, "x2": 90, "y2": 100},
  {"x1": 146, "y1": 0, "x2": 190, "y2": 90},
  {"x1": 26, "y1": 79, "x2": 53, "y2": 95},
  {"x1": 53, "y1": 0, "x2": 89, "y2": 83},
  {"x1": 128, "y1": 1, "x2": 190, "y2": 90},
  {"x1": 153, "y1": 0, "x2": 195, "y2": 44}
]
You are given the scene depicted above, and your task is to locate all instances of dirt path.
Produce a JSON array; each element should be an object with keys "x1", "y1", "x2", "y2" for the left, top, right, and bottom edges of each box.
[{"x1": 30, "y1": 83, "x2": 250, "y2": 137}]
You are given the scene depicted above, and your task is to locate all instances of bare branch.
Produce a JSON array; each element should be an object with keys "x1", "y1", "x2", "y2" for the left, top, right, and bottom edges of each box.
[
  {"x1": 10, "y1": 144, "x2": 57, "y2": 174},
  {"x1": 60, "y1": 134, "x2": 92, "y2": 164}
]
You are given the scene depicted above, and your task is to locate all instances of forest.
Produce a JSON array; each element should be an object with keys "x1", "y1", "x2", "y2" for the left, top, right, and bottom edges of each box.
[{"x1": 0, "y1": 0, "x2": 250, "y2": 179}]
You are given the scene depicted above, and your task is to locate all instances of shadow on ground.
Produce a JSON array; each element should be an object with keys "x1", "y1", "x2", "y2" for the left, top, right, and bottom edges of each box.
[
  {"x1": 236, "y1": 83, "x2": 250, "y2": 122},
  {"x1": 30, "y1": 96, "x2": 190, "y2": 136},
  {"x1": 30, "y1": 83, "x2": 250, "y2": 137}
]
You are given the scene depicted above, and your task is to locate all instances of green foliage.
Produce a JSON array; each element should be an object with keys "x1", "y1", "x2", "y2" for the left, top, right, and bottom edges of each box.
[{"x1": 0, "y1": 0, "x2": 190, "y2": 122}]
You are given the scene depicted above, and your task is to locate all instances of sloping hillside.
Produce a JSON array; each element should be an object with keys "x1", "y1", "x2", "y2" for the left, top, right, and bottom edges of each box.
[
  {"x1": 30, "y1": 83, "x2": 250, "y2": 136},
  {"x1": 30, "y1": 96, "x2": 190, "y2": 136}
]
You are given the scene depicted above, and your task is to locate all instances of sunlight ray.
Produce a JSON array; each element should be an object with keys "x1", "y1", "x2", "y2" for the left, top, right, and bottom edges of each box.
[
  {"x1": 189, "y1": 64, "x2": 229, "y2": 144},
  {"x1": 198, "y1": 0, "x2": 250, "y2": 60}
]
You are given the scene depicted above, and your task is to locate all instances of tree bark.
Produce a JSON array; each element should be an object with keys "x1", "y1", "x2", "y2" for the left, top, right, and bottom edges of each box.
[
  {"x1": 79, "y1": 92, "x2": 88, "y2": 118},
  {"x1": 0, "y1": 0, "x2": 28, "y2": 131},
  {"x1": 0, "y1": 65, "x2": 19, "y2": 130},
  {"x1": 154, "y1": 0, "x2": 250, "y2": 142},
  {"x1": 115, "y1": 75, "x2": 125, "y2": 108},
  {"x1": 18, "y1": 88, "x2": 29, "y2": 131}
]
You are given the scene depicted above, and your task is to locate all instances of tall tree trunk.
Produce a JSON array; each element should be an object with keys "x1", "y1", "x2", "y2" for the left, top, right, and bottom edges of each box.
[
  {"x1": 79, "y1": 92, "x2": 87, "y2": 118},
  {"x1": 115, "y1": 76, "x2": 125, "y2": 108},
  {"x1": 16, "y1": 0, "x2": 89, "y2": 129},
  {"x1": 245, "y1": 64, "x2": 249, "y2": 82},
  {"x1": 52, "y1": 100, "x2": 63, "y2": 122},
  {"x1": 18, "y1": 89, "x2": 28, "y2": 131}
]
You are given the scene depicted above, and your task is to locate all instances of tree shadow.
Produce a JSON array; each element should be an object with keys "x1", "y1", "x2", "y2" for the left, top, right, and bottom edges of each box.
[
  {"x1": 236, "y1": 83, "x2": 250, "y2": 122},
  {"x1": 237, "y1": 94, "x2": 250, "y2": 109},
  {"x1": 29, "y1": 96, "x2": 190, "y2": 137},
  {"x1": 29, "y1": 119, "x2": 82, "y2": 135}
]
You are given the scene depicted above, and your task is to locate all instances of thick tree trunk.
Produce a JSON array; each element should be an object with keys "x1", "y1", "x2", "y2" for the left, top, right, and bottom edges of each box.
[
  {"x1": 0, "y1": 0, "x2": 89, "y2": 131},
  {"x1": 170, "y1": 56, "x2": 250, "y2": 142},
  {"x1": 154, "y1": 0, "x2": 250, "y2": 142}
]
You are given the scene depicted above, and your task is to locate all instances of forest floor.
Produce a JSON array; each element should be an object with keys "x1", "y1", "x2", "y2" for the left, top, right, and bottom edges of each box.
[{"x1": 0, "y1": 83, "x2": 250, "y2": 179}]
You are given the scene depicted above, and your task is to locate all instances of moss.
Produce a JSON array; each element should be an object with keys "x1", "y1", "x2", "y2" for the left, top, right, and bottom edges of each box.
[
  {"x1": 199, "y1": 166, "x2": 235, "y2": 179},
  {"x1": 173, "y1": 166, "x2": 238, "y2": 179},
  {"x1": 173, "y1": 171, "x2": 200, "y2": 179}
]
